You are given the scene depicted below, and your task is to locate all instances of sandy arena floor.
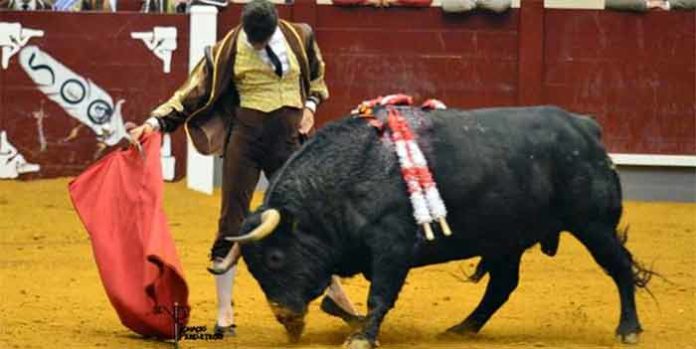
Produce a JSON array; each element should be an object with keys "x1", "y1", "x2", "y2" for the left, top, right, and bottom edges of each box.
[{"x1": 1, "y1": 178, "x2": 694, "y2": 349}]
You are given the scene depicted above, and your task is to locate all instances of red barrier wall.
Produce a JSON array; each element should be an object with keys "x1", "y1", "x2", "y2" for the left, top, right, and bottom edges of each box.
[
  {"x1": 1, "y1": 5, "x2": 694, "y2": 179},
  {"x1": 220, "y1": 2, "x2": 695, "y2": 156},
  {"x1": 220, "y1": 4, "x2": 521, "y2": 126},
  {"x1": 544, "y1": 10, "x2": 695, "y2": 154},
  {"x1": 0, "y1": 12, "x2": 189, "y2": 179}
]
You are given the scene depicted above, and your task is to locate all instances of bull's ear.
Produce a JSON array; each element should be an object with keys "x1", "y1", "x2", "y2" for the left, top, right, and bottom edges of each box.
[{"x1": 225, "y1": 209, "x2": 281, "y2": 243}]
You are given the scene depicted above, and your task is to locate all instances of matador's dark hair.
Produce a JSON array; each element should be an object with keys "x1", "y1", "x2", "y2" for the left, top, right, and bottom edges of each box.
[{"x1": 241, "y1": 0, "x2": 278, "y2": 45}]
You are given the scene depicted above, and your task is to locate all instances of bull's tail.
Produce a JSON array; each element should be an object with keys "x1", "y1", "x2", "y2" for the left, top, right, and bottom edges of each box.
[{"x1": 616, "y1": 226, "x2": 662, "y2": 296}]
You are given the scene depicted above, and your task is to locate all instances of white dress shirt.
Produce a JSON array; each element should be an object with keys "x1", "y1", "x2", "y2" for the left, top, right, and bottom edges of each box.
[{"x1": 245, "y1": 26, "x2": 290, "y2": 77}]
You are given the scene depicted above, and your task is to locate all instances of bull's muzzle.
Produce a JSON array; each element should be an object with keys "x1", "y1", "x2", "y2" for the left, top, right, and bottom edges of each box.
[{"x1": 269, "y1": 302, "x2": 306, "y2": 343}]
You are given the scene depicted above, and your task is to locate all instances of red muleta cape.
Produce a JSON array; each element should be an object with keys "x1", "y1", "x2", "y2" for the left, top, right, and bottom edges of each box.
[{"x1": 69, "y1": 133, "x2": 189, "y2": 339}]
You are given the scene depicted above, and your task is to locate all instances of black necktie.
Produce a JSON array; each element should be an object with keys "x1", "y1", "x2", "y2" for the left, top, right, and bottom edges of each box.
[{"x1": 265, "y1": 45, "x2": 283, "y2": 77}]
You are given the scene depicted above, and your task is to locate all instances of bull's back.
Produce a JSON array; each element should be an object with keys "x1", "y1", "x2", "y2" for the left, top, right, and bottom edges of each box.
[
  {"x1": 426, "y1": 105, "x2": 592, "y2": 207},
  {"x1": 411, "y1": 106, "x2": 618, "y2": 262}
]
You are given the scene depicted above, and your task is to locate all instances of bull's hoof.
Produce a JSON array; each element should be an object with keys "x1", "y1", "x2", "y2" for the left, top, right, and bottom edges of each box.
[
  {"x1": 616, "y1": 332, "x2": 640, "y2": 344},
  {"x1": 616, "y1": 323, "x2": 642, "y2": 344},
  {"x1": 346, "y1": 315, "x2": 367, "y2": 331},
  {"x1": 437, "y1": 330, "x2": 476, "y2": 341},
  {"x1": 443, "y1": 322, "x2": 480, "y2": 337},
  {"x1": 343, "y1": 335, "x2": 377, "y2": 349}
]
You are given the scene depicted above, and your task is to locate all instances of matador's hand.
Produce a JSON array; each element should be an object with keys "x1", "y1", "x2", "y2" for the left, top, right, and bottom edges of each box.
[
  {"x1": 129, "y1": 124, "x2": 154, "y2": 141},
  {"x1": 299, "y1": 108, "x2": 315, "y2": 135}
]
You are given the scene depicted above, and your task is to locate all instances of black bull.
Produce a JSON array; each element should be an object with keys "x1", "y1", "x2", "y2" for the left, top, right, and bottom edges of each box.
[{"x1": 230, "y1": 106, "x2": 651, "y2": 348}]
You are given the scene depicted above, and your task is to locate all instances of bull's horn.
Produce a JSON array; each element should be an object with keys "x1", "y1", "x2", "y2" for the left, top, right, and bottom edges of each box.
[{"x1": 225, "y1": 209, "x2": 281, "y2": 243}]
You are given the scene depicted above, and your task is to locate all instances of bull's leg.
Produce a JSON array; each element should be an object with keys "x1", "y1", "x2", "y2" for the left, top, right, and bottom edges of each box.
[
  {"x1": 344, "y1": 245, "x2": 410, "y2": 349},
  {"x1": 573, "y1": 222, "x2": 642, "y2": 343},
  {"x1": 445, "y1": 252, "x2": 522, "y2": 335}
]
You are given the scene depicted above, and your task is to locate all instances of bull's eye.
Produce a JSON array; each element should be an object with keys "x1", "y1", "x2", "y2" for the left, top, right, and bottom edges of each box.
[{"x1": 265, "y1": 249, "x2": 285, "y2": 270}]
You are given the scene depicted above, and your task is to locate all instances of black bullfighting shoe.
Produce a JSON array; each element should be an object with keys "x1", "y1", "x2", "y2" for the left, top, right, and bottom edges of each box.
[
  {"x1": 207, "y1": 247, "x2": 236, "y2": 275},
  {"x1": 320, "y1": 296, "x2": 366, "y2": 329},
  {"x1": 213, "y1": 323, "x2": 236, "y2": 337}
]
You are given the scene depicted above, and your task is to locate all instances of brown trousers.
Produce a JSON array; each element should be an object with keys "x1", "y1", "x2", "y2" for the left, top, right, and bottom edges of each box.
[{"x1": 210, "y1": 106, "x2": 302, "y2": 258}]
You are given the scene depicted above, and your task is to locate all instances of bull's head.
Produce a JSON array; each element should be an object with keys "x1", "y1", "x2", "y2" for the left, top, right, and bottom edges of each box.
[{"x1": 226, "y1": 207, "x2": 333, "y2": 343}]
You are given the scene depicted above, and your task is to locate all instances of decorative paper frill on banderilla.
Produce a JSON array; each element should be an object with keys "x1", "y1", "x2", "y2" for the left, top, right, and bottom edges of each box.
[{"x1": 354, "y1": 94, "x2": 451, "y2": 240}]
